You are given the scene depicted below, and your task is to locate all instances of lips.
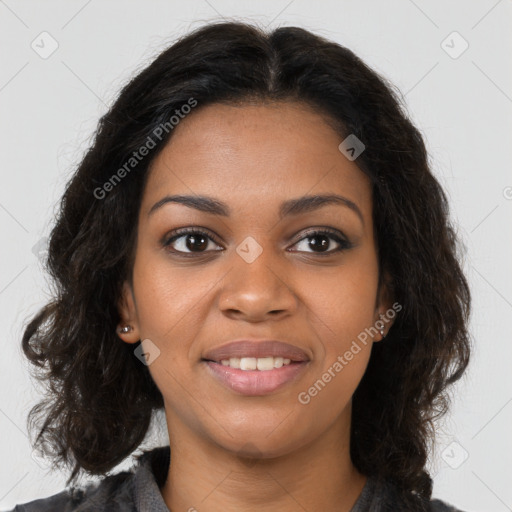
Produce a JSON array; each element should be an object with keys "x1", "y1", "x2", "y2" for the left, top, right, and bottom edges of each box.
[
  {"x1": 205, "y1": 360, "x2": 308, "y2": 395},
  {"x1": 202, "y1": 340, "x2": 310, "y2": 363}
]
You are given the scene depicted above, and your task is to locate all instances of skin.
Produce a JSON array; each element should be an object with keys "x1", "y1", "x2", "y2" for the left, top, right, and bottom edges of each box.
[{"x1": 117, "y1": 101, "x2": 394, "y2": 512}]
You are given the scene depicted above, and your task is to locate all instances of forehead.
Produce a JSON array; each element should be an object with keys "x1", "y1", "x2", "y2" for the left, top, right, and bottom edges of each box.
[{"x1": 141, "y1": 101, "x2": 372, "y2": 218}]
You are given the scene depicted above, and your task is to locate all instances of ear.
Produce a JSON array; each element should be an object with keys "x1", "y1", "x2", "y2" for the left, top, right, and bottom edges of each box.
[
  {"x1": 116, "y1": 281, "x2": 140, "y2": 344},
  {"x1": 373, "y1": 271, "x2": 396, "y2": 342}
]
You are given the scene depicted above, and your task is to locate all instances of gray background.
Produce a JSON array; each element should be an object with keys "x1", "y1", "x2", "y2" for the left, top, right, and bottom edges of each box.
[{"x1": 1, "y1": 1, "x2": 511, "y2": 510}]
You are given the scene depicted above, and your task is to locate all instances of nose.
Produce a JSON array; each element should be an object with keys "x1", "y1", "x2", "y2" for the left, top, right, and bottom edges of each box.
[{"x1": 217, "y1": 245, "x2": 298, "y2": 322}]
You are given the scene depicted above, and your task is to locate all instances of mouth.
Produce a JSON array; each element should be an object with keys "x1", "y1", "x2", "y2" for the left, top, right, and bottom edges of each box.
[
  {"x1": 201, "y1": 340, "x2": 310, "y2": 395},
  {"x1": 202, "y1": 339, "x2": 310, "y2": 364},
  {"x1": 206, "y1": 356, "x2": 295, "y2": 371},
  {"x1": 203, "y1": 360, "x2": 309, "y2": 396}
]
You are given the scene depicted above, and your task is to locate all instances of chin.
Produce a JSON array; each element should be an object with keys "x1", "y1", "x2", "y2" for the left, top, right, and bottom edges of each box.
[{"x1": 209, "y1": 420, "x2": 312, "y2": 460}]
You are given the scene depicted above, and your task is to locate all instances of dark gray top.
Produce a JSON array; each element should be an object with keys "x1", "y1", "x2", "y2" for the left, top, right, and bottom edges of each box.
[{"x1": 7, "y1": 446, "x2": 465, "y2": 511}]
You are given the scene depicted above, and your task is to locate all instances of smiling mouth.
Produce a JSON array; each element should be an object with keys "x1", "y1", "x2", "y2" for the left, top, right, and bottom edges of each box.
[
  {"x1": 203, "y1": 356, "x2": 294, "y2": 371},
  {"x1": 202, "y1": 358, "x2": 309, "y2": 396},
  {"x1": 201, "y1": 339, "x2": 310, "y2": 394}
]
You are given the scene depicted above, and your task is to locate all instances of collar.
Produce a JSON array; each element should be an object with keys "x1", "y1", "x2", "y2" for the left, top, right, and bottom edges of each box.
[{"x1": 132, "y1": 445, "x2": 171, "y2": 511}]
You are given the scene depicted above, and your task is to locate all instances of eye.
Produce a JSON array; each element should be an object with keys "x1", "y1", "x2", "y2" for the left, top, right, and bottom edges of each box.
[
  {"x1": 162, "y1": 228, "x2": 223, "y2": 256},
  {"x1": 290, "y1": 229, "x2": 352, "y2": 256},
  {"x1": 162, "y1": 227, "x2": 352, "y2": 257}
]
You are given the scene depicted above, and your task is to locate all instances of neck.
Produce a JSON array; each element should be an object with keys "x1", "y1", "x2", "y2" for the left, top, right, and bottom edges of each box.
[{"x1": 160, "y1": 407, "x2": 367, "y2": 512}]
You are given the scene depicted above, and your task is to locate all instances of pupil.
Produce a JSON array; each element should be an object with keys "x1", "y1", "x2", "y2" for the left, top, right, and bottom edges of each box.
[
  {"x1": 309, "y1": 235, "x2": 329, "y2": 252},
  {"x1": 186, "y1": 234, "x2": 208, "y2": 251}
]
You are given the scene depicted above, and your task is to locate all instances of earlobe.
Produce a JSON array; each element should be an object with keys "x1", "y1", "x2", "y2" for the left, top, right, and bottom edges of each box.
[
  {"x1": 374, "y1": 272, "x2": 395, "y2": 342},
  {"x1": 116, "y1": 323, "x2": 140, "y2": 344},
  {"x1": 374, "y1": 313, "x2": 388, "y2": 342},
  {"x1": 117, "y1": 281, "x2": 140, "y2": 344}
]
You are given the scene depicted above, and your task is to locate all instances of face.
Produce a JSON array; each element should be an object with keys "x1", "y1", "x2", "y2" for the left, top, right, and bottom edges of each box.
[{"x1": 118, "y1": 101, "x2": 393, "y2": 459}]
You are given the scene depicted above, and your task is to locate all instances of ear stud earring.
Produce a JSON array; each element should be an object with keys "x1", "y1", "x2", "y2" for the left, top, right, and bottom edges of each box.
[
  {"x1": 119, "y1": 325, "x2": 133, "y2": 334},
  {"x1": 378, "y1": 314, "x2": 386, "y2": 339}
]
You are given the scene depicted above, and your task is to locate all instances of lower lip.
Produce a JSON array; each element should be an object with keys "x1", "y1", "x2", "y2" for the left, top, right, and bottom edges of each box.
[{"x1": 204, "y1": 360, "x2": 308, "y2": 396}]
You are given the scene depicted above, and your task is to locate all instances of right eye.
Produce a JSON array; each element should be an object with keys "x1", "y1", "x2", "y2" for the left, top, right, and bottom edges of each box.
[{"x1": 162, "y1": 228, "x2": 224, "y2": 256}]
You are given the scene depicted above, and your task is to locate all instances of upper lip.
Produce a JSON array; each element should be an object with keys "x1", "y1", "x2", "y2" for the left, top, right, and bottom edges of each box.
[{"x1": 202, "y1": 340, "x2": 310, "y2": 363}]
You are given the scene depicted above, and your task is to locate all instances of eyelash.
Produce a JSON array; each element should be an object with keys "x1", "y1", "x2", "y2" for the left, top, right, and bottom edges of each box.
[{"x1": 161, "y1": 227, "x2": 352, "y2": 257}]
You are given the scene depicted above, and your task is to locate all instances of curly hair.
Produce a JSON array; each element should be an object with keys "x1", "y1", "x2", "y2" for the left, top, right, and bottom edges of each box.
[{"x1": 22, "y1": 20, "x2": 471, "y2": 510}]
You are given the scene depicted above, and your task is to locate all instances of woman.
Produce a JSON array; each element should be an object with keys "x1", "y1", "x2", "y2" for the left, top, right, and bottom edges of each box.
[{"x1": 11, "y1": 21, "x2": 470, "y2": 511}]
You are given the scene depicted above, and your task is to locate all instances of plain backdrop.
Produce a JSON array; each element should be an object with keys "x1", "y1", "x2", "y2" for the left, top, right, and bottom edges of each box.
[{"x1": 1, "y1": 1, "x2": 511, "y2": 511}]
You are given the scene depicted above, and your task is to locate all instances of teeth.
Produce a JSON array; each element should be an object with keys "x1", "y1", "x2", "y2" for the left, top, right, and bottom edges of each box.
[
  {"x1": 257, "y1": 357, "x2": 274, "y2": 370},
  {"x1": 220, "y1": 356, "x2": 294, "y2": 370},
  {"x1": 240, "y1": 357, "x2": 257, "y2": 370}
]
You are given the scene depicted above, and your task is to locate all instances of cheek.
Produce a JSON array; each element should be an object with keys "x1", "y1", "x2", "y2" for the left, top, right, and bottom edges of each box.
[
  {"x1": 131, "y1": 249, "x2": 206, "y2": 338},
  {"x1": 296, "y1": 270, "x2": 376, "y2": 422},
  {"x1": 304, "y1": 257, "x2": 379, "y2": 342},
  {"x1": 298, "y1": 255, "x2": 378, "y2": 397},
  {"x1": 130, "y1": 253, "x2": 209, "y2": 409}
]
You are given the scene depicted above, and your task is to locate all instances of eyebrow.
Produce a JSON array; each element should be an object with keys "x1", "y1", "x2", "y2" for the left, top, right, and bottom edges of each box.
[{"x1": 148, "y1": 193, "x2": 364, "y2": 225}]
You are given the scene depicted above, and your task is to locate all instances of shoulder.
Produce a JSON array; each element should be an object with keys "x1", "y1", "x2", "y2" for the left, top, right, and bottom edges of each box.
[
  {"x1": 7, "y1": 469, "x2": 136, "y2": 512},
  {"x1": 384, "y1": 479, "x2": 466, "y2": 512},
  {"x1": 429, "y1": 497, "x2": 466, "y2": 512},
  {"x1": 7, "y1": 446, "x2": 170, "y2": 512},
  {"x1": 356, "y1": 476, "x2": 466, "y2": 512}
]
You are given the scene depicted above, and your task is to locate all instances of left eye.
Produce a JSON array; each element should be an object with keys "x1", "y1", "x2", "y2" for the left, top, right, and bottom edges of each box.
[{"x1": 291, "y1": 230, "x2": 351, "y2": 255}]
